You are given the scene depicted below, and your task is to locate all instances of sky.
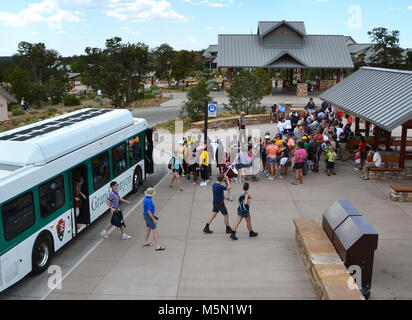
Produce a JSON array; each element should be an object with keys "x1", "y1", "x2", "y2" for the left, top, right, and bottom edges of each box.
[{"x1": 0, "y1": 0, "x2": 411, "y2": 57}]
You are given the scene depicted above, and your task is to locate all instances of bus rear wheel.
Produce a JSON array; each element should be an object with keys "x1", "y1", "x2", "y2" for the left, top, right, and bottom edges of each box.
[
  {"x1": 32, "y1": 234, "x2": 53, "y2": 274},
  {"x1": 132, "y1": 167, "x2": 142, "y2": 193}
]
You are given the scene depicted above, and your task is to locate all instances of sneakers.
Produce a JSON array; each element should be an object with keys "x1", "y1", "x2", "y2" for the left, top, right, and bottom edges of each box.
[
  {"x1": 200, "y1": 182, "x2": 207, "y2": 187},
  {"x1": 278, "y1": 175, "x2": 285, "y2": 179},
  {"x1": 226, "y1": 226, "x2": 233, "y2": 234},
  {"x1": 100, "y1": 230, "x2": 109, "y2": 239},
  {"x1": 267, "y1": 177, "x2": 274, "y2": 181},
  {"x1": 122, "y1": 234, "x2": 132, "y2": 240},
  {"x1": 230, "y1": 231, "x2": 238, "y2": 241},
  {"x1": 249, "y1": 231, "x2": 258, "y2": 237},
  {"x1": 354, "y1": 168, "x2": 359, "y2": 171},
  {"x1": 203, "y1": 225, "x2": 213, "y2": 234}
]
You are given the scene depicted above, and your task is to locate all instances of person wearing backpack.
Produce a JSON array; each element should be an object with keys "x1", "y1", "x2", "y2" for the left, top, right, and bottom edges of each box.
[
  {"x1": 169, "y1": 151, "x2": 185, "y2": 191},
  {"x1": 230, "y1": 183, "x2": 258, "y2": 240}
]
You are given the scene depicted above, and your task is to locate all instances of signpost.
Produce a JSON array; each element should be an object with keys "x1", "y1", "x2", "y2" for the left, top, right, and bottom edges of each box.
[{"x1": 208, "y1": 102, "x2": 218, "y2": 118}]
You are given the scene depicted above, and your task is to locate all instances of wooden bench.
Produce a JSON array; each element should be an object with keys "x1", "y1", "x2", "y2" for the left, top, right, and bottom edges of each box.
[
  {"x1": 390, "y1": 185, "x2": 412, "y2": 202},
  {"x1": 370, "y1": 155, "x2": 400, "y2": 171},
  {"x1": 294, "y1": 219, "x2": 364, "y2": 300},
  {"x1": 370, "y1": 168, "x2": 403, "y2": 172}
]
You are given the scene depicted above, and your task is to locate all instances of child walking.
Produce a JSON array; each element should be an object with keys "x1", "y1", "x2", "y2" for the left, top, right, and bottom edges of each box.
[
  {"x1": 230, "y1": 183, "x2": 258, "y2": 240},
  {"x1": 354, "y1": 150, "x2": 361, "y2": 171},
  {"x1": 327, "y1": 148, "x2": 337, "y2": 176}
]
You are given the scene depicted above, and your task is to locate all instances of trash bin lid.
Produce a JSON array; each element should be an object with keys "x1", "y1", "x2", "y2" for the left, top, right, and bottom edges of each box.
[
  {"x1": 334, "y1": 216, "x2": 378, "y2": 250},
  {"x1": 323, "y1": 200, "x2": 362, "y2": 231}
]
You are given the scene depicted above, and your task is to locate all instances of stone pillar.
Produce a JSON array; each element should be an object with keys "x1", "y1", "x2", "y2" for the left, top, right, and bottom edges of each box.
[
  {"x1": 296, "y1": 83, "x2": 308, "y2": 97},
  {"x1": 227, "y1": 68, "x2": 233, "y2": 84}
]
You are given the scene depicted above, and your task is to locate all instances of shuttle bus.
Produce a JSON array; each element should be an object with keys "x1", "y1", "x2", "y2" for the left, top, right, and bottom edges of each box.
[{"x1": 0, "y1": 108, "x2": 154, "y2": 292}]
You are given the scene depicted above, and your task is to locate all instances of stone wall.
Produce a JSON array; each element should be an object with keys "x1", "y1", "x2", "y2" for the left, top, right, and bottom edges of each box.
[
  {"x1": 296, "y1": 83, "x2": 308, "y2": 97},
  {"x1": 319, "y1": 80, "x2": 336, "y2": 91},
  {"x1": 191, "y1": 114, "x2": 270, "y2": 130},
  {"x1": 390, "y1": 190, "x2": 412, "y2": 202},
  {"x1": 369, "y1": 168, "x2": 412, "y2": 180}
]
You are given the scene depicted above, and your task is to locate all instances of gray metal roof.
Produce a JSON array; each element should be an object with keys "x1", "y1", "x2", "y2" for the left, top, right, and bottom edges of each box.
[
  {"x1": 348, "y1": 43, "x2": 373, "y2": 54},
  {"x1": 0, "y1": 87, "x2": 17, "y2": 103},
  {"x1": 217, "y1": 34, "x2": 354, "y2": 69},
  {"x1": 319, "y1": 67, "x2": 412, "y2": 132},
  {"x1": 258, "y1": 21, "x2": 307, "y2": 37},
  {"x1": 203, "y1": 44, "x2": 218, "y2": 59}
]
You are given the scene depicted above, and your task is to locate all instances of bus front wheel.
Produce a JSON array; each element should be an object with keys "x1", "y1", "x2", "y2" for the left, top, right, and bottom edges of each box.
[
  {"x1": 32, "y1": 233, "x2": 53, "y2": 274},
  {"x1": 132, "y1": 167, "x2": 142, "y2": 193}
]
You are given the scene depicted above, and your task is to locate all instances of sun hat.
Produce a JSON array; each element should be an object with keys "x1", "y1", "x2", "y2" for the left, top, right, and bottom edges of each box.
[
  {"x1": 144, "y1": 187, "x2": 156, "y2": 198},
  {"x1": 265, "y1": 135, "x2": 270, "y2": 139},
  {"x1": 241, "y1": 112, "x2": 246, "y2": 116}
]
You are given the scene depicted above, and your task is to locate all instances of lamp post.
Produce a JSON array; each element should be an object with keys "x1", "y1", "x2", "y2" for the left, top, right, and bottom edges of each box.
[{"x1": 204, "y1": 98, "x2": 209, "y2": 145}]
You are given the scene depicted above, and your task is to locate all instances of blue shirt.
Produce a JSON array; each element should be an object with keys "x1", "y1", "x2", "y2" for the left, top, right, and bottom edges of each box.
[
  {"x1": 279, "y1": 105, "x2": 286, "y2": 113},
  {"x1": 143, "y1": 196, "x2": 155, "y2": 216},
  {"x1": 212, "y1": 182, "x2": 227, "y2": 205}
]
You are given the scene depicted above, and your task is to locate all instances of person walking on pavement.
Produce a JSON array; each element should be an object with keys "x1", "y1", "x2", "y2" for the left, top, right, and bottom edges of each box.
[
  {"x1": 142, "y1": 188, "x2": 165, "y2": 251},
  {"x1": 169, "y1": 151, "x2": 184, "y2": 191},
  {"x1": 100, "y1": 181, "x2": 132, "y2": 240},
  {"x1": 230, "y1": 183, "x2": 258, "y2": 240},
  {"x1": 238, "y1": 112, "x2": 247, "y2": 146},
  {"x1": 203, "y1": 174, "x2": 233, "y2": 234}
]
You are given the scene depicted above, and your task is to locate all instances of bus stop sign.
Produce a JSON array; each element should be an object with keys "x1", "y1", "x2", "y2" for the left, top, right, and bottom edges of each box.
[{"x1": 208, "y1": 102, "x2": 217, "y2": 118}]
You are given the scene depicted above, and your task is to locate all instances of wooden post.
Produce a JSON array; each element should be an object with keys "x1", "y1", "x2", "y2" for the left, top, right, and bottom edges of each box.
[
  {"x1": 300, "y1": 69, "x2": 305, "y2": 83},
  {"x1": 355, "y1": 117, "x2": 360, "y2": 136},
  {"x1": 365, "y1": 121, "x2": 370, "y2": 137},
  {"x1": 227, "y1": 68, "x2": 233, "y2": 84},
  {"x1": 399, "y1": 124, "x2": 407, "y2": 169},
  {"x1": 385, "y1": 131, "x2": 392, "y2": 151},
  {"x1": 374, "y1": 127, "x2": 380, "y2": 147},
  {"x1": 322, "y1": 69, "x2": 326, "y2": 80},
  {"x1": 337, "y1": 69, "x2": 342, "y2": 83}
]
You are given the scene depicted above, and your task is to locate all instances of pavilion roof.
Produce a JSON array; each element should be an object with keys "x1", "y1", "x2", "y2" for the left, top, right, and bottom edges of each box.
[{"x1": 320, "y1": 67, "x2": 412, "y2": 132}]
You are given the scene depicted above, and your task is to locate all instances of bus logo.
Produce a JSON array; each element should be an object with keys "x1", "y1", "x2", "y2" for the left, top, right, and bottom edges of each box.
[{"x1": 57, "y1": 219, "x2": 65, "y2": 241}]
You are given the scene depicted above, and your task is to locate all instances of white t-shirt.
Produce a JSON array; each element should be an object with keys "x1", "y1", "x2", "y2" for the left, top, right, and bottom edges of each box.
[
  {"x1": 285, "y1": 120, "x2": 292, "y2": 130},
  {"x1": 373, "y1": 152, "x2": 382, "y2": 168},
  {"x1": 336, "y1": 128, "x2": 344, "y2": 141},
  {"x1": 278, "y1": 122, "x2": 286, "y2": 133}
]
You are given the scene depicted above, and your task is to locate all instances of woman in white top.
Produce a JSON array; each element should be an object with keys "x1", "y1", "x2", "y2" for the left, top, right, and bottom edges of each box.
[{"x1": 361, "y1": 147, "x2": 382, "y2": 180}]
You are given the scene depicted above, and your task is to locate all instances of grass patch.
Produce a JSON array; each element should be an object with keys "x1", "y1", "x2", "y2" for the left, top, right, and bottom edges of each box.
[{"x1": 155, "y1": 118, "x2": 192, "y2": 134}]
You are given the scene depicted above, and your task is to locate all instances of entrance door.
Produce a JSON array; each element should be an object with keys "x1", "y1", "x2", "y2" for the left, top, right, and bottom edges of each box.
[
  {"x1": 144, "y1": 128, "x2": 154, "y2": 176},
  {"x1": 71, "y1": 164, "x2": 91, "y2": 231}
]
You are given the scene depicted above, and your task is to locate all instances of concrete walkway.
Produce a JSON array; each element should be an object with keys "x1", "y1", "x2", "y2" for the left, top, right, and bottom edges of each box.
[{"x1": 46, "y1": 152, "x2": 412, "y2": 299}]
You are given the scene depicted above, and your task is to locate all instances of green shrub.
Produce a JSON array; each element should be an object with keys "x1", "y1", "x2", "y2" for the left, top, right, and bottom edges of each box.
[
  {"x1": 47, "y1": 106, "x2": 58, "y2": 113},
  {"x1": 151, "y1": 89, "x2": 161, "y2": 96},
  {"x1": 64, "y1": 94, "x2": 81, "y2": 106},
  {"x1": 12, "y1": 109, "x2": 25, "y2": 116},
  {"x1": 144, "y1": 93, "x2": 156, "y2": 99},
  {"x1": 150, "y1": 85, "x2": 160, "y2": 91}
]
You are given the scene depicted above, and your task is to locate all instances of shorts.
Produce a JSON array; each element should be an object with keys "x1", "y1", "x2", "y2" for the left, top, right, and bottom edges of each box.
[
  {"x1": 237, "y1": 207, "x2": 250, "y2": 218},
  {"x1": 236, "y1": 163, "x2": 252, "y2": 169},
  {"x1": 268, "y1": 157, "x2": 277, "y2": 164},
  {"x1": 327, "y1": 161, "x2": 335, "y2": 169},
  {"x1": 294, "y1": 162, "x2": 304, "y2": 170},
  {"x1": 189, "y1": 164, "x2": 198, "y2": 172},
  {"x1": 213, "y1": 203, "x2": 228, "y2": 215},
  {"x1": 280, "y1": 157, "x2": 288, "y2": 166},
  {"x1": 172, "y1": 169, "x2": 179, "y2": 173},
  {"x1": 144, "y1": 215, "x2": 157, "y2": 229},
  {"x1": 307, "y1": 160, "x2": 314, "y2": 166},
  {"x1": 261, "y1": 153, "x2": 267, "y2": 161}
]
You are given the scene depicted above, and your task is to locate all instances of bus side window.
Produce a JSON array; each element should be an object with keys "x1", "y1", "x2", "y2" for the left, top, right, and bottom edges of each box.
[
  {"x1": 112, "y1": 143, "x2": 127, "y2": 177},
  {"x1": 128, "y1": 136, "x2": 141, "y2": 166},
  {"x1": 92, "y1": 152, "x2": 110, "y2": 191},
  {"x1": 2, "y1": 192, "x2": 35, "y2": 241},
  {"x1": 39, "y1": 175, "x2": 65, "y2": 218}
]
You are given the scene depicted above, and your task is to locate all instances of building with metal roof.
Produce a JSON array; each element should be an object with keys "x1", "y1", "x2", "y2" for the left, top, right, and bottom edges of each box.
[
  {"x1": 320, "y1": 67, "x2": 412, "y2": 168},
  {"x1": 0, "y1": 86, "x2": 17, "y2": 122},
  {"x1": 203, "y1": 44, "x2": 218, "y2": 69},
  {"x1": 216, "y1": 21, "x2": 353, "y2": 70}
]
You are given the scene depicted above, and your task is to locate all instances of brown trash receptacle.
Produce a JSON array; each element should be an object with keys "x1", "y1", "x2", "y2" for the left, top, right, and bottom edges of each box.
[
  {"x1": 333, "y1": 215, "x2": 378, "y2": 299},
  {"x1": 322, "y1": 200, "x2": 362, "y2": 242}
]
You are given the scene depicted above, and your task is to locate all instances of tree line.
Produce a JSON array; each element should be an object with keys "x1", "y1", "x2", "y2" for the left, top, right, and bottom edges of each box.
[{"x1": 0, "y1": 38, "x2": 204, "y2": 108}]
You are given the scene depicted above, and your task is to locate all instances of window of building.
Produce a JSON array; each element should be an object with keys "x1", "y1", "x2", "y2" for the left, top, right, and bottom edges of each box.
[
  {"x1": 2, "y1": 192, "x2": 35, "y2": 241},
  {"x1": 92, "y1": 152, "x2": 110, "y2": 191},
  {"x1": 112, "y1": 143, "x2": 127, "y2": 177},
  {"x1": 129, "y1": 135, "x2": 142, "y2": 166},
  {"x1": 39, "y1": 175, "x2": 65, "y2": 218}
]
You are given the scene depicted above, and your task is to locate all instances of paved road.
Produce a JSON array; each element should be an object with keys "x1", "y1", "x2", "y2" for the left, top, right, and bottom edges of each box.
[{"x1": 131, "y1": 106, "x2": 181, "y2": 126}]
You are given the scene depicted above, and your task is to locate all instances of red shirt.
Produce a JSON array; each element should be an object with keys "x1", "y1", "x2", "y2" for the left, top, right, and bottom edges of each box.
[
  {"x1": 347, "y1": 115, "x2": 353, "y2": 125},
  {"x1": 337, "y1": 111, "x2": 343, "y2": 120}
]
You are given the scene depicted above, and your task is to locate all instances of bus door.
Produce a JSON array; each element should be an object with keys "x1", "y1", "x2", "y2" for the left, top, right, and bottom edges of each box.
[
  {"x1": 71, "y1": 164, "x2": 90, "y2": 233},
  {"x1": 144, "y1": 128, "x2": 154, "y2": 177}
]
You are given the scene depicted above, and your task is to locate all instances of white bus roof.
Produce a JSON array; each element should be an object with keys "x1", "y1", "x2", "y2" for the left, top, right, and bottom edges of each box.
[{"x1": 0, "y1": 109, "x2": 143, "y2": 167}]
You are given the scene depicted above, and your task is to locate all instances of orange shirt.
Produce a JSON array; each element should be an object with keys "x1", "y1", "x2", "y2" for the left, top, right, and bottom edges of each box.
[
  {"x1": 359, "y1": 142, "x2": 366, "y2": 153},
  {"x1": 266, "y1": 144, "x2": 278, "y2": 158}
]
